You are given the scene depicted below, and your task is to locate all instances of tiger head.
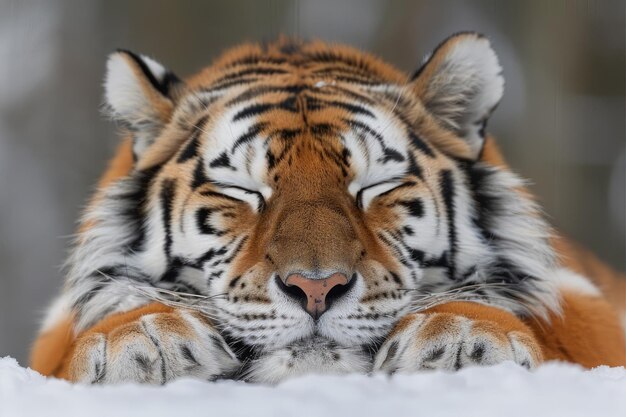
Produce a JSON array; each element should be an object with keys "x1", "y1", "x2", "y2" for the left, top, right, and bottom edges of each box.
[{"x1": 68, "y1": 34, "x2": 556, "y2": 374}]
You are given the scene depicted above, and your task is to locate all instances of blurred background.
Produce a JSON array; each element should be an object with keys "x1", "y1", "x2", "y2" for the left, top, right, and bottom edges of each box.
[{"x1": 0, "y1": 0, "x2": 624, "y2": 364}]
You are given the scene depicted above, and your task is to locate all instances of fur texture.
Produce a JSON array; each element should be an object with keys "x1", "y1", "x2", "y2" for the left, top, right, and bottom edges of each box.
[{"x1": 31, "y1": 34, "x2": 626, "y2": 384}]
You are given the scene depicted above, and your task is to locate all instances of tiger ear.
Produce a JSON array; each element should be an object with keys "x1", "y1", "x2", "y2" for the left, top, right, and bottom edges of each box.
[
  {"x1": 411, "y1": 32, "x2": 504, "y2": 160},
  {"x1": 104, "y1": 50, "x2": 182, "y2": 158}
]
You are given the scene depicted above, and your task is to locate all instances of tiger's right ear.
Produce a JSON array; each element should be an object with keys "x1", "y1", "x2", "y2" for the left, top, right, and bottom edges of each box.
[{"x1": 104, "y1": 50, "x2": 182, "y2": 158}]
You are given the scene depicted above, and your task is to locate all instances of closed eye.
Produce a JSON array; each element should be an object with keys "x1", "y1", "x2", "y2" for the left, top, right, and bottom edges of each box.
[
  {"x1": 356, "y1": 180, "x2": 416, "y2": 210},
  {"x1": 207, "y1": 182, "x2": 265, "y2": 212}
]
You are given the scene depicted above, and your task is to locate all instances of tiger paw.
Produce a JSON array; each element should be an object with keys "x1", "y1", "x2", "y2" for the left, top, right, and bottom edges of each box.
[
  {"x1": 373, "y1": 303, "x2": 543, "y2": 374},
  {"x1": 65, "y1": 305, "x2": 240, "y2": 384}
]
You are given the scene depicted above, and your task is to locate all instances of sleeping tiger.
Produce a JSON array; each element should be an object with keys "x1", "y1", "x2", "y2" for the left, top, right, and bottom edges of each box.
[{"x1": 31, "y1": 33, "x2": 626, "y2": 384}]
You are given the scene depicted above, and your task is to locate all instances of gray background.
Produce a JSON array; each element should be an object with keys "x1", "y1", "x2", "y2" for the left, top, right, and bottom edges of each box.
[{"x1": 1, "y1": 0, "x2": 624, "y2": 365}]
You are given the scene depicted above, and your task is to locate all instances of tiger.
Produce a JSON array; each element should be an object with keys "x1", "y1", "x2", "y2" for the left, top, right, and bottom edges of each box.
[{"x1": 30, "y1": 33, "x2": 626, "y2": 385}]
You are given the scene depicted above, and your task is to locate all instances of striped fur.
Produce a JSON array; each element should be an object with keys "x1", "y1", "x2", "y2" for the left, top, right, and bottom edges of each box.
[{"x1": 32, "y1": 34, "x2": 625, "y2": 384}]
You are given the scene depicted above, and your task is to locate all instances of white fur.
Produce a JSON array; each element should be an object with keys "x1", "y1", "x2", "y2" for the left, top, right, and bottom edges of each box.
[
  {"x1": 104, "y1": 52, "x2": 170, "y2": 156},
  {"x1": 104, "y1": 53, "x2": 163, "y2": 123},
  {"x1": 373, "y1": 313, "x2": 540, "y2": 373},
  {"x1": 551, "y1": 268, "x2": 601, "y2": 296},
  {"x1": 243, "y1": 336, "x2": 370, "y2": 384},
  {"x1": 420, "y1": 35, "x2": 504, "y2": 157},
  {"x1": 39, "y1": 295, "x2": 73, "y2": 333}
]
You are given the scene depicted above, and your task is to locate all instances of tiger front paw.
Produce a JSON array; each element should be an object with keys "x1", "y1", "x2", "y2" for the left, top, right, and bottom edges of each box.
[
  {"x1": 65, "y1": 305, "x2": 240, "y2": 384},
  {"x1": 373, "y1": 302, "x2": 542, "y2": 374}
]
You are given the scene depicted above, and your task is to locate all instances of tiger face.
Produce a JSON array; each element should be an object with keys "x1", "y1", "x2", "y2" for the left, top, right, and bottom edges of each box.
[{"x1": 65, "y1": 34, "x2": 557, "y2": 379}]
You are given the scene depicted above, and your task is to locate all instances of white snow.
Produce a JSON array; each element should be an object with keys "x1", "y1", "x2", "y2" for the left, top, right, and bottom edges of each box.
[{"x1": 1, "y1": 356, "x2": 625, "y2": 417}]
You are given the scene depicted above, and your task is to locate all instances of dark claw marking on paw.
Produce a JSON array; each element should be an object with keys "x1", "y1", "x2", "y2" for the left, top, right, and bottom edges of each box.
[
  {"x1": 141, "y1": 321, "x2": 167, "y2": 384},
  {"x1": 453, "y1": 344, "x2": 463, "y2": 370},
  {"x1": 180, "y1": 344, "x2": 201, "y2": 368},
  {"x1": 379, "y1": 340, "x2": 399, "y2": 370},
  {"x1": 209, "y1": 334, "x2": 235, "y2": 359},
  {"x1": 92, "y1": 360, "x2": 105, "y2": 384},
  {"x1": 423, "y1": 346, "x2": 445, "y2": 362},
  {"x1": 520, "y1": 360, "x2": 531, "y2": 369},
  {"x1": 134, "y1": 354, "x2": 154, "y2": 374},
  {"x1": 470, "y1": 344, "x2": 485, "y2": 362},
  {"x1": 92, "y1": 339, "x2": 107, "y2": 384}
]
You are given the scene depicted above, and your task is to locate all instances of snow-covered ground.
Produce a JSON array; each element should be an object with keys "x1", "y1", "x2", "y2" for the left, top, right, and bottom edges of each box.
[{"x1": 1, "y1": 357, "x2": 625, "y2": 417}]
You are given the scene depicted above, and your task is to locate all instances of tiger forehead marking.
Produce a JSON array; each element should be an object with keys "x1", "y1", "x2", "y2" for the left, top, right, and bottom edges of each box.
[
  {"x1": 65, "y1": 36, "x2": 559, "y2": 374},
  {"x1": 145, "y1": 45, "x2": 456, "y2": 347}
]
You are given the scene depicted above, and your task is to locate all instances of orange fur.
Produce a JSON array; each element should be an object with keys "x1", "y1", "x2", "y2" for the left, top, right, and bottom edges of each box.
[
  {"x1": 421, "y1": 301, "x2": 536, "y2": 336},
  {"x1": 30, "y1": 315, "x2": 75, "y2": 376},
  {"x1": 30, "y1": 139, "x2": 137, "y2": 377},
  {"x1": 552, "y1": 234, "x2": 626, "y2": 313},
  {"x1": 78, "y1": 138, "x2": 135, "y2": 235},
  {"x1": 96, "y1": 137, "x2": 135, "y2": 188},
  {"x1": 54, "y1": 303, "x2": 173, "y2": 380},
  {"x1": 30, "y1": 40, "x2": 626, "y2": 379},
  {"x1": 402, "y1": 298, "x2": 625, "y2": 368},
  {"x1": 527, "y1": 292, "x2": 626, "y2": 367}
]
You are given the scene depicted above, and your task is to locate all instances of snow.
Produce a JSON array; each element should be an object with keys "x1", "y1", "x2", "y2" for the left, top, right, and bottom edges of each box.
[{"x1": 1, "y1": 357, "x2": 625, "y2": 417}]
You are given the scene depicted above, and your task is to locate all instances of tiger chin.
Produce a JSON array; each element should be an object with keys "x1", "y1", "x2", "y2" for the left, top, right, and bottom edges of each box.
[{"x1": 31, "y1": 33, "x2": 626, "y2": 385}]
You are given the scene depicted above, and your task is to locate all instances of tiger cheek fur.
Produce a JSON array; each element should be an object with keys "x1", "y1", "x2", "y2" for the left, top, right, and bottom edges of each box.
[{"x1": 31, "y1": 34, "x2": 626, "y2": 385}]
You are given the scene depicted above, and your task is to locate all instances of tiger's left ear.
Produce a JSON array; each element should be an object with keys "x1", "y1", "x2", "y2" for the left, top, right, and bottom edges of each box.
[
  {"x1": 104, "y1": 50, "x2": 183, "y2": 158},
  {"x1": 411, "y1": 32, "x2": 504, "y2": 160}
]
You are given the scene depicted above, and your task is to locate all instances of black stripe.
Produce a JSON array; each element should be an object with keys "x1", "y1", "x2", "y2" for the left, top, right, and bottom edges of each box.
[
  {"x1": 211, "y1": 67, "x2": 288, "y2": 86},
  {"x1": 116, "y1": 49, "x2": 180, "y2": 96},
  {"x1": 225, "y1": 84, "x2": 306, "y2": 107},
  {"x1": 177, "y1": 117, "x2": 208, "y2": 163},
  {"x1": 232, "y1": 97, "x2": 297, "y2": 121},
  {"x1": 406, "y1": 152, "x2": 423, "y2": 180},
  {"x1": 196, "y1": 207, "x2": 219, "y2": 235},
  {"x1": 377, "y1": 233, "x2": 410, "y2": 267},
  {"x1": 310, "y1": 123, "x2": 339, "y2": 136},
  {"x1": 344, "y1": 119, "x2": 386, "y2": 149},
  {"x1": 380, "y1": 147, "x2": 405, "y2": 163},
  {"x1": 199, "y1": 190, "x2": 245, "y2": 204},
  {"x1": 408, "y1": 132, "x2": 435, "y2": 158},
  {"x1": 313, "y1": 84, "x2": 377, "y2": 106},
  {"x1": 306, "y1": 97, "x2": 375, "y2": 118},
  {"x1": 231, "y1": 123, "x2": 267, "y2": 151},
  {"x1": 389, "y1": 271, "x2": 403, "y2": 285},
  {"x1": 191, "y1": 158, "x2": 210, "y2": 189},
  {"x1": 462, "y1": 162, "x2": 498, "y2": 241},
  {"x1": 209, "y1": 152, "x2": 234, "y2": 169},
  {"x1": 377, "y1": 181, "x2": 417, "y2": 199},
  {"x1": 229, "y1": 276, "x2": 242, "y2": 288},
  {"x1": 226, "y1": 56, "x2": 288, "y2": 67},
  {"x1": 177, "y1": 132, "x2": 201, "y2": 163},
  {"x1": 122, "y1": 166, "x2": 161, "y2": 253},
  {"x1": 205, "y1": 77, "x2": 259, "y2": 92},
  {"x1": 161, "y1": 257, "x2": 187, "y2": 282},
  {"x1": 194, "y1": 247, "x2": 228, "y2": 268},
  {"x1": 160, "y1": 180, "x2": 176, "y2": 258},
  {"x1": 439, "y1": 170, "x2": 457, "y2": 279},
  {"x1": 220, "y1": 237, "x2": 249, "y2": 264},
  {"x1": 399, "y1": 198, "x2": 424, "y2": 218}
]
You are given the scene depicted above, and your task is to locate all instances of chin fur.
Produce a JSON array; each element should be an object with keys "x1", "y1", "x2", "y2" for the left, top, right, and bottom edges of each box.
[{"x1": 240, "y1": 336, "x2": 372, "y2": 384}]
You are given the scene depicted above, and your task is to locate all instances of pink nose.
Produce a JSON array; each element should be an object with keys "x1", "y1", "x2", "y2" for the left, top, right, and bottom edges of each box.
[{"x1": 284, "y1": 273, "x2": 350, "y2": 319}]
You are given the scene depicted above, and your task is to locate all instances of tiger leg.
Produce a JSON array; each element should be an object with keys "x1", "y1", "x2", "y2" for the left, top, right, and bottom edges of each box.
[
  {"x1": 526, "y1": 291, "x2": 626, "y2": 367},
  {"x1": 374, "y1": 292, "x2": 626, "y2": 373},
  {"x1": 373, "y1": 302, "x2": 542, "y2": 373},
  {"x1": 32, "y1": 303, "x2": 240, "y2": 384}
]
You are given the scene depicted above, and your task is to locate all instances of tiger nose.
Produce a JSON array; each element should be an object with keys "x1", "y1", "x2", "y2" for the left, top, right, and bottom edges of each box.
[{"x1": 277, "y1": 272, "x2": 355, "y2": 319}]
